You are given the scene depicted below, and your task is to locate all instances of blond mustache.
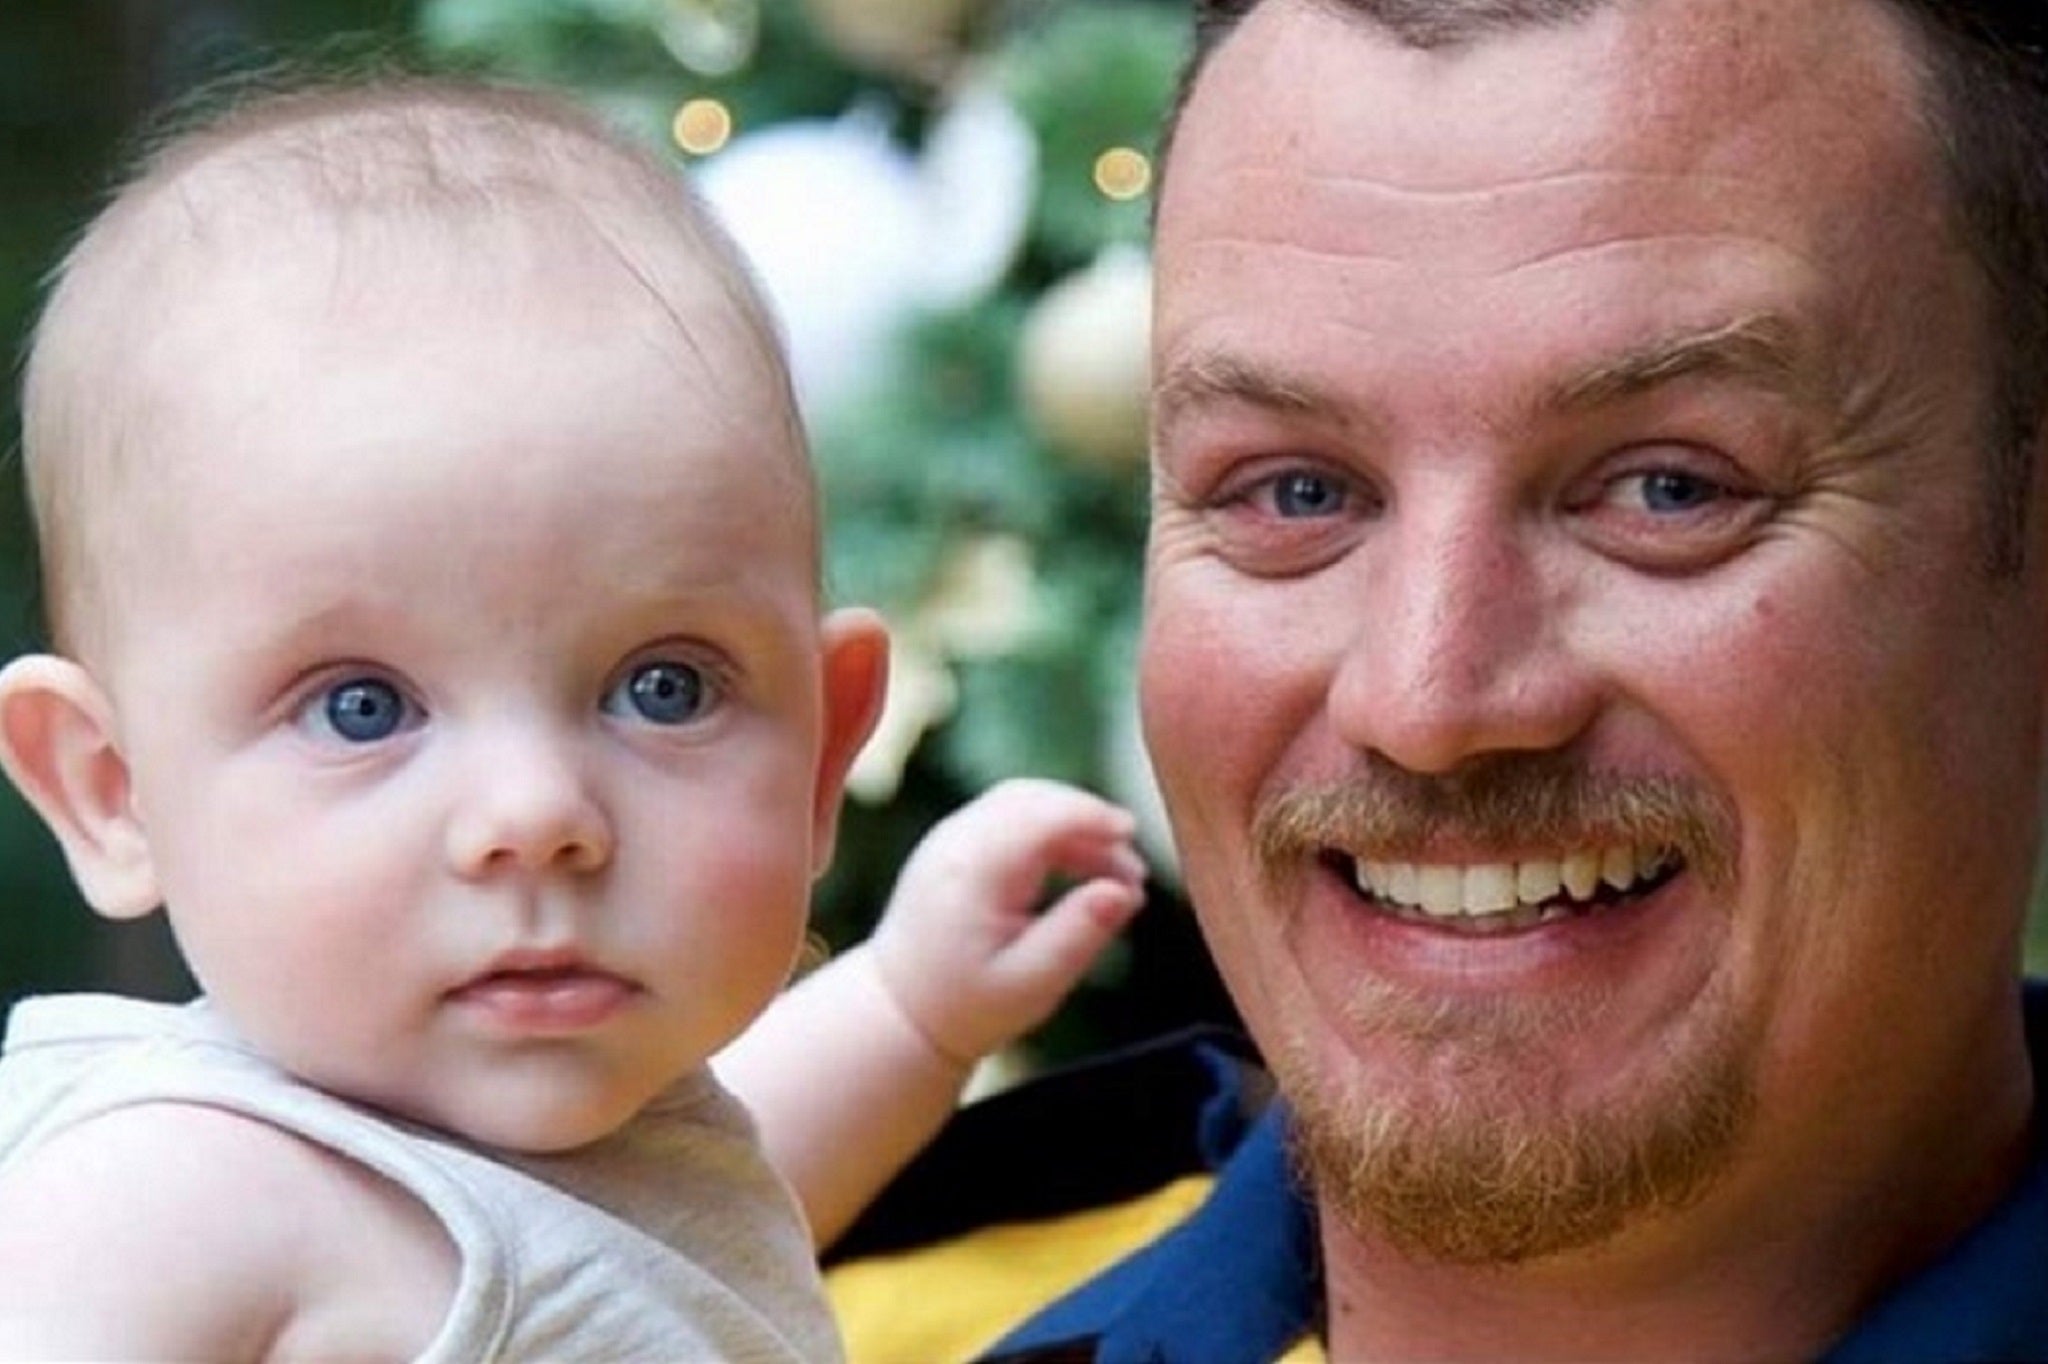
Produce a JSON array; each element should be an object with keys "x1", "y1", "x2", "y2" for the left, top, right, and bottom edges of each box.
[{"x1": 1252, "y1": 754, "x2": 1739, "y2": 893}]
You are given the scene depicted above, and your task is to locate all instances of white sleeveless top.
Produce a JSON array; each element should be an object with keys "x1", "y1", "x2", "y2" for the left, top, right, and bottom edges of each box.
[{"x1": 0, "y1": 994, "x2": 842, "y2": 1363}]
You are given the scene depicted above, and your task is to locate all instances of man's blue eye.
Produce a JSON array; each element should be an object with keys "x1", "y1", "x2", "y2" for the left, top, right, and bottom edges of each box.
[
  {"x1": 611, "y1": 661, "x2": 709, "y2": 726},
  {"x1": 1638, "y1": 471, "x2": 1723, "y2": 513},
  {"x1": 1272, "y1": 471, "x2": 1348, "y2": 518},
  {"x1": 323, "y1": 679, "x2": 408, "y2": 743}
]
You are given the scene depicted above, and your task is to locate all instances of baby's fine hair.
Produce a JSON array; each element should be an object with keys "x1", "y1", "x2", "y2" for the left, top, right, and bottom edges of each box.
[{"x1": 19, "y1": 73, "x2": 806, "y2": 657}]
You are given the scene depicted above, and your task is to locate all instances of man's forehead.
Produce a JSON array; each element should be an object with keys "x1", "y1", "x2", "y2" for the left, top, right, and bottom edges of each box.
[
  {"x1": 1155, "y1": 0, "x2": 1940, "y2": 307},
  {"x1": 1173, "y1": 0, "x2": 1925, "y2": 193},
  {"x1": 1149, "y1": 0, "x2": 1962, "y2": 447}
]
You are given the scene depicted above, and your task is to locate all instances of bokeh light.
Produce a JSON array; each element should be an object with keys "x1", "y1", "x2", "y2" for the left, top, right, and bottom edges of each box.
[
  {"x1": 1092, "y1": 146, "x2": 1151, "y2": 201},
  {"x1": 672, "y1": 97, "x2": 734, "y2": 155}
]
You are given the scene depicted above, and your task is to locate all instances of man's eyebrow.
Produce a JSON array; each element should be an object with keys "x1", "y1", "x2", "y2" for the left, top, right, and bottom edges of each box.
[
  {"x1": 1153, "y1": 351, "x2": 1336, "y2": 427},
  {"x1": 1153, "y1": 315, "x2": 1813, "y2": 436},
  {"x1": 1549, "y1": 313, "x2": 1813, "y2": 411}
]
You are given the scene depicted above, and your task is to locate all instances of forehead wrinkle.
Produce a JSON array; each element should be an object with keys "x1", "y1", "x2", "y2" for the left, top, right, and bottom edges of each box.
[
  {"x1": 1184, "y1": 232, "x2": 1406, "y2": 268},
  {"x1": 1183, "y1": 228, "x2": 1786, "y2": 288},
  {"x1": 1497, "y1": 230, "x2": 1806, "y2": 280},
  {"x1": 1175, "y1": 163, "x2": 1807, "y2": 289},
  {"x1": 1229, "y1": 163, "x2": 1763, "y2": 205}
]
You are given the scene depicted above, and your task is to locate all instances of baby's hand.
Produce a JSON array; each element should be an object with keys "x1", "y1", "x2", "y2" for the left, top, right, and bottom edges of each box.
[{"x1": 869, "y1": 778, "x2": 1146, "y2": 1069}]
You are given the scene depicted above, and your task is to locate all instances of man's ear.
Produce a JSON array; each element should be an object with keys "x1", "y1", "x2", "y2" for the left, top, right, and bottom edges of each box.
[
  {"x1": 809, "y1": 608, "x2": 890, "y2": 878},
  {"x1": 0, "y1": 655, "x2": 160, "y2": 919}
]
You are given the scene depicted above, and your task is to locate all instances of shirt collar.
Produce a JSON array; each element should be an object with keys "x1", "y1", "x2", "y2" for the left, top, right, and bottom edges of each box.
[
  {"x1": 987, "y1": 1105, "x2": 1319, "y2": 1364},
  {"x1": 994, "y1": 984, "x2": 2048, "y2": 1364}
]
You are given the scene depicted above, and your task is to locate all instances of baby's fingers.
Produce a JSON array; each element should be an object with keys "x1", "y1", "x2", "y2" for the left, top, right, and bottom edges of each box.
[
  {"x1": 944, "y1": 780, "x2": 1144, "y2": 901},
  {"x1": 993, "y1": 877, "x2": 1145, "y2": 1013}
]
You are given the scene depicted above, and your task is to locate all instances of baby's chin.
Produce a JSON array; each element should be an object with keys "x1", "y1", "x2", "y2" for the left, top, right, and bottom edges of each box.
[
  {"x1": 388, "y1": 1089, "x2": 644, "y2": 1156},
  {"x1": 280, "y1": 1047, "x2": 683, "y2": 1156}
]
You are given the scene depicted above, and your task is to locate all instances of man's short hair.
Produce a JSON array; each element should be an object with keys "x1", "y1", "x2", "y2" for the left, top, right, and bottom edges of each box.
[{"x1": 1157, "y1": 0, "x2": 2048, "y2": 573}]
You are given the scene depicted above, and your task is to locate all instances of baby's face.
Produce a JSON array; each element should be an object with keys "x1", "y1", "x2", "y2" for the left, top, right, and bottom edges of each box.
[{"x1": 90, "y1": 230, "x2": 847, "y2": 1151}]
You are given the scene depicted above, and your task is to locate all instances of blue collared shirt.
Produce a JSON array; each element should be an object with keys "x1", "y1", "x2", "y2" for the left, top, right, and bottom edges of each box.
[{"x1": 991, "y1": 988, "x2": 2048, "y2": 1364}]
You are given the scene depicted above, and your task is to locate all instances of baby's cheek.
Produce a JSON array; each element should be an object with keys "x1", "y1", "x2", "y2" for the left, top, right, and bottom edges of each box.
[{"x1": 654, "y1": 832, "x2": 814, "y2": 1035}]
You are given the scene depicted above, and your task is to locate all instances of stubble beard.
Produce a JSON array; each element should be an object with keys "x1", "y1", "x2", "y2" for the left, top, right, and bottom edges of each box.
[
  {"x1": 1252, "y1": 754, "x2": 1755, "y2": 1265},
  {"x1": 1279, "y1": 980, "x2": 1754, "y2": 1265}
]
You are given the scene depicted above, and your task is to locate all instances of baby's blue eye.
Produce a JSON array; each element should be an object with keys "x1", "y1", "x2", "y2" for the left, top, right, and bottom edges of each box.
[
  {"x1": 609, "y1": 661, "x2": 710, "y2": 726},
  {"x1": 322, "y1": 679, "x2": 409, "y2": 743}
]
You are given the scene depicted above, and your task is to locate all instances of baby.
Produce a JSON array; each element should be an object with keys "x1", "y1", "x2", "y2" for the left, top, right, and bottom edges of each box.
[{"x1": 0, "y1": 78, "x2": 1143, "y2": 1362}]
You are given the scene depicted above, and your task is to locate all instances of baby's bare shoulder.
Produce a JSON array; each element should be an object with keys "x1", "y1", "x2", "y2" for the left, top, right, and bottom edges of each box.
[{"x1": 0, "y1": 1101, "x2": 457, "y2": 1362}]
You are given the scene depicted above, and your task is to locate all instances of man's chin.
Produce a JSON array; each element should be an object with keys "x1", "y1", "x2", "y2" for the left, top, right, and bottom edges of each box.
[{"x1": 1279, "y1": 1014, "x2": 1755, "y2": 1267}]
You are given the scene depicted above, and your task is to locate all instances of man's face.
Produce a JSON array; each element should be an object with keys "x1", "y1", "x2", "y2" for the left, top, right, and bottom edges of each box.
[{"x1": 1144, "y1": 0, "x2": 2048, "y2": 1263}]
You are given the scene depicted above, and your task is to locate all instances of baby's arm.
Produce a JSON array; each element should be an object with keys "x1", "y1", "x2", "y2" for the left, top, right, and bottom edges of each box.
[
  {"x1": 0, "y1": 1103, "x2": 454, "y2": 1362},
  {"x1": 717, "y1": 778, "x2": 1146, "y2": 1249}
]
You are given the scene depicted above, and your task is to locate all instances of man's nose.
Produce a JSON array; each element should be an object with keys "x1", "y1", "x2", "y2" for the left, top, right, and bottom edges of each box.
[
  {"x1": 444, "y1": 725, "x2": 614, "y2": 878},
  {"x1": 1327, "y1": 510, "x2": 1600, "y2": 775}
]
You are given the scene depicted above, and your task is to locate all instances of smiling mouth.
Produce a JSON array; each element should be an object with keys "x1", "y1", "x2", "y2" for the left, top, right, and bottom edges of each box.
[{"x1": 1325, "y1": 844, "x2": 1684, "y2": 934}]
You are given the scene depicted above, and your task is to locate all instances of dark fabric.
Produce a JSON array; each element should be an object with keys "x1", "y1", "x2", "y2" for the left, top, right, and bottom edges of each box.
[
  {"x1": 1819, "y1": 985, "x2": 2048, "y2": 1362},
  {"x1": 826, "y1": 1026, "x2": 1269, "y2": 1265},
  {"x1": 938, "y1": 985, "x2": 2048, "y2": 1364},
  {"x1": 981, "y1": 1106, "x2": 1316, "y2": 1364}
]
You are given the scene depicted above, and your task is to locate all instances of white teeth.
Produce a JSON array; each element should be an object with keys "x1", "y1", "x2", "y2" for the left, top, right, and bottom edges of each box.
[
  {"x1": 1562, "y1": 850, "x2": 1602, "y2": 901},
  {"x1": 1516, "y1": 860, "x2": 1562, "y2": 904},
  {"x1": 1600, "y1": 845, "x2": 1636, "y2": 890},
  {"x1": 1463, "y1": 864, "x2": 1517, "y2": 914},
  {"x1": 1417, "y1": 866, "x2": 1462, "y2": 916},
  {"x1": 1353, "y1": 845, "x2": 1676, "y2": 921}
]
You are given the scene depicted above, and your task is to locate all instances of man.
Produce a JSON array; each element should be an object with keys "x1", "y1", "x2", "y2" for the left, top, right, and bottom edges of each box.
[{"x1": 826, "y1": 0, "x2": 2048, "y2": 1358}]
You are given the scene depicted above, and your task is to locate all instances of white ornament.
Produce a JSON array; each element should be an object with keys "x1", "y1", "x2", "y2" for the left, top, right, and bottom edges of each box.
[
  {"x1": 694, "y1": 111, "x2": 924, "y2": 419},
  {"x1": 1017, "y1": 245, "x2": 1153, "y2": 467},
  {"x1": 847, "y1": 636, "x2": 958, "y2": 804},
  {"x1": 799, "y1": 0, "x2": 978, "y2": 80},
  {"x1": 914, "y1": 81, "x2": 1037, "y2": 312},
  {"x1": 696, "y1": 82, "x2": 1032, "y2": 421},
  {"x1": 914, "y1": 533, "x2": 1037, "y2": 658},
  {"x1": 694, "y1": 86, "x2": 1034, "y2": 422},
  {"x1": 656, "y1": 0, "x2": 759, "y2": 77}
]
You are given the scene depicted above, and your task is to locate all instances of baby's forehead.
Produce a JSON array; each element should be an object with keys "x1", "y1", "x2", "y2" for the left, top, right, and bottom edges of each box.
[
  {"x1": 83, "y1": 86, "x2": 803, "y2": 447},
  {"x1": 147, "y1": 87, "x2": 670, "y2": 221},
  {"x1": 32, "y1": 84, "x2": 816, "y2": 659},
  {"x1": 107, "y1": 94, "x2": 747, "y2": 320}
]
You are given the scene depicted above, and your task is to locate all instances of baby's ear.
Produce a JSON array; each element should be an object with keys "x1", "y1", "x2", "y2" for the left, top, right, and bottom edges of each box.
[
  {"x1": 810, "y1": 608, "x2": 889, "y2": 878},
  {"x1": 0, "y1": 655, "x2": 160, "y2": 920}
]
